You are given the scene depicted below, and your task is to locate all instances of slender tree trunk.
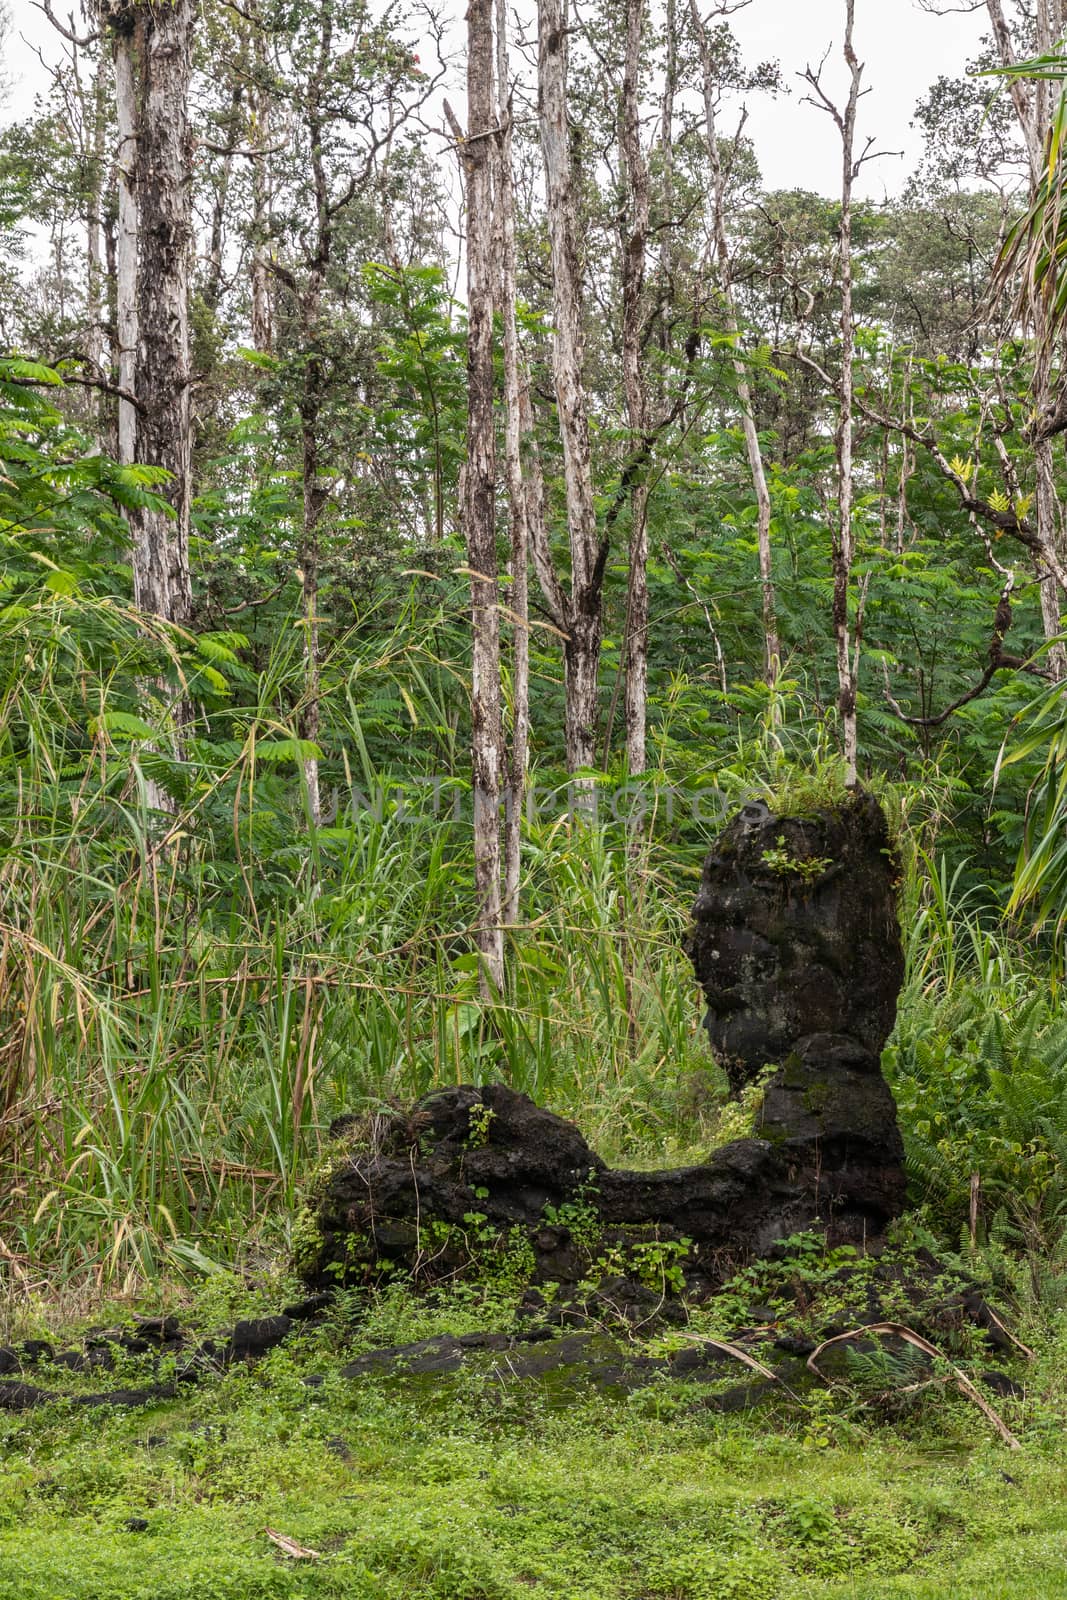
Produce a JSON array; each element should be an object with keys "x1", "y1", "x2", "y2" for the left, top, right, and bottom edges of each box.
[
  {"x1": 496, "y1": 0, "x2": 530, "y2": 928},
  {"x1": 834, "y1": 4, "x2": 861, "y2": 785},
  {"x1": 537, "y1": 0, "x2": 605, "y2": 781},
  {"x1": 620, "y1": 0, "x2": 650, "y2": 777},
  {"x1": 111, "y1": 20, "x2": 138, "y2": 471},
  {"x1": 250, "y1": 17, "x2": 275, "y2": 355},
  {"x1": 464, "y1": 0, "x2": 505, "y2": 990},
  {"x1": 661, "y1": 0, "x2": 677, "y2": 298},
  {"x1": 98, "y1": 0, "x2": 196, "y2": 819},
  {"x1": 85, "y1": 52, "x2": 109, "y2": 424},
  {"x1": 295, "y1": 12, "x2": 335, "y2": 831},
  {"x1": 103, "y1": 0, "x2": 195, "y2": 630},
  {"x1": 691, "y1": 0, "x2": 779, "y2": 687},
  {"x1": 300, "y1": 390, "x2": 325, "y2": 830},
  {"x1": 1034, "y1": 339, "x2": 1066, "y2": 677},
  {"x1": 204, "y1": 84, "x2": 244, "y2": 316},
  {"x1": 1029, "y1": 0, "x2": 1066, "y2": 676}
]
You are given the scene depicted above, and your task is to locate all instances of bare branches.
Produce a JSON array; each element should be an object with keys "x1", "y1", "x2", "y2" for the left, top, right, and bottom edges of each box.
[{"x1": 34, "y1": 0, "x2": 98, "y2": 48}]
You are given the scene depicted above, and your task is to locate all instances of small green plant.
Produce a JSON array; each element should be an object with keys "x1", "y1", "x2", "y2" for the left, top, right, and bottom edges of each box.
[
  {"x1": 541, "y1": 1172, "x2": 603, "y2": 1247},
  {"x1": 629, "y1": 1236, "x2": 692, "y2": 1294},
  {"x1": 466, "y1": 1102, "x2": 496, "y2": 1148},
  {"x1": 761, "y1": 834, "x2": 834, "y2": 882}
]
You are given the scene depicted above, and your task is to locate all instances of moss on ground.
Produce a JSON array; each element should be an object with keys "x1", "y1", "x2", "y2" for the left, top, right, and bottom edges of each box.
[{"x1": 3, "y1": 1267, "x2": 1067, "y2": 1600}]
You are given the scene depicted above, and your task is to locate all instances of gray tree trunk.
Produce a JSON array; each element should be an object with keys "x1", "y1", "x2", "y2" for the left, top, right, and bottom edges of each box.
[
  {"x1": 620, "y1": 0, "x2": 650, "y2": 777},
  {"x1": 85, "y1": 52, "x2": 110, "y2": 428},
  {"x1": 833, "y1": 4, "x2": 861, "y2": 786},
  {"x1": 537, "y1": 0, "x2": 605, "y2": 781},
  {"x1": 102, "y1": 0, "x2": 194, "y2": 632},
  {"x1": 464, "y1": 0, "x2": 505, "y2": 989},
  {"x1": 803, "y1": 1, "x2": 862, "y2": 784},
  {"x1": 250, "y1": 16, "x2": 275, "y2": 355},
  {"x1": 496, "y1": 0, "x2": 531, "y2": 928}
]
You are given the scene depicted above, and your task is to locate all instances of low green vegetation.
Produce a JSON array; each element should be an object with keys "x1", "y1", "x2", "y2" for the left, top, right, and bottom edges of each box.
[{"x1": 4, "y1": 1247, "x2": 1067, "y2": 1600}]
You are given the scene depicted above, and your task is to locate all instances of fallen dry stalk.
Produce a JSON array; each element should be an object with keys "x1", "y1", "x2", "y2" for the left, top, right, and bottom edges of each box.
[
  {"x1": 807, "y1": 1322, "x2": 1022, "y2": 1450},
  {"x1": 264, "y1": 1528, "x2": 322, "y2": 1561},
  {"x1": 678, "y1": 1334, "x2": 803, "y2": 1403}
]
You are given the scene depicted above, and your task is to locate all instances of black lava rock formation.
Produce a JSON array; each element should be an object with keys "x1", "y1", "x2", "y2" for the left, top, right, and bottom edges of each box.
[{"x1": 298, "y1": 791, "x2": 908, "y2": 1290}]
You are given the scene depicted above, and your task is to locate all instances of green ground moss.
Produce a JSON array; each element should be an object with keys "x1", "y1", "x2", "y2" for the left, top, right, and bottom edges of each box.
[{"x1": 2, "y1": 1275, "x2": 1066, "y2": 1600}]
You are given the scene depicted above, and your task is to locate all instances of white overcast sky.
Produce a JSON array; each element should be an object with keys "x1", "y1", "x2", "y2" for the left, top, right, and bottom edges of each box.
[{"x1": 3, "y1": 0, "x2": 987, "y2": 198}]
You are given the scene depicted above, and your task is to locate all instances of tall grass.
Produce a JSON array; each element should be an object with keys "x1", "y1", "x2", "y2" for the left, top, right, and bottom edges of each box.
[
  {"x1": 0, "y1": 583, "x2": 723, "y2": 1295},
  {"x1": 6, "y1": 577, "x2": 1065, "y2": 1303}
]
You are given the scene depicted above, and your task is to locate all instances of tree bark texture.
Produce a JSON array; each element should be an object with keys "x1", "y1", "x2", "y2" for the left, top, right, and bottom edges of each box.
[
  {"x1": 102, "y1": 0, "x2": 195, "y2": 632},
  {"x1": 496, "y1": 0, "x2": 531, "y2": 928},
  {"x1": 986, "y1": 0, "x2": 1067, "y2": 678},
  {"x1": 537, "y1": 0, "x2": 606, "y2": 780},
  {"x1": 464, "y1": 0, "x2": 505, "y2": 990},
  {"x1": 620, "y1": 0, "x2": 650, "y2": 777},
  {"x1": 834, "y1": 7, "x2": 860, "y2": 785},
  {"x1": 86, "y1": 52, "x2": 111, "y2": 424},
  {"x1": 250, "y1": 14, "x2": 275, "y2": 355}
]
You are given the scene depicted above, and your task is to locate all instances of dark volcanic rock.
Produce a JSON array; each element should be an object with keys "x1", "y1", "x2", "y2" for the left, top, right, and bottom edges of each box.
[
  {"x1": 0, "y1": 1380, "x2": 50, "y2": 1410},
  {"x1": 20, "y1": 1341, "x2": 53, "y2": 1365},
  {"x1": 227, "y1": 1316, "x2": 294, "y2": 1361},
  {"x1": 300, "y1": 794, "x2": 908, "y2": 1289},
  {"x1": 340, "y1": 1328, "x2": 744, "y2": 1399},
  {"x1": 686, "y1": 791, "x2": 904, "y2": 1088},
  {"x1": 283, "y1": 1292, "x2": 335, "y2": 1322}
]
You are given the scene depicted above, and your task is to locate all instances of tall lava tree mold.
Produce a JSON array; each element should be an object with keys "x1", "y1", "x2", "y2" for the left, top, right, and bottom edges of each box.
[{"x1": 297, "y1": 792, "x2": 908, "y2": 1290}]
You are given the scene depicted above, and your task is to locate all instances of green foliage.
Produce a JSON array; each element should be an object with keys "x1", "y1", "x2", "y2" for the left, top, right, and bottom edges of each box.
[
  {"x1": 760, "y1": 835, "x2": 834, "y2": 882},
  {"x1": 0, "y1": 1282, "x2": 1060, "y2": 1600}
]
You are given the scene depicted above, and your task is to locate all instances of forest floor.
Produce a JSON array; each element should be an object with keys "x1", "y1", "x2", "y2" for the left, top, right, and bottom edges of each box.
[{"x1": 3, "y1": 1259, "x2": 1067, "y2": 1600}]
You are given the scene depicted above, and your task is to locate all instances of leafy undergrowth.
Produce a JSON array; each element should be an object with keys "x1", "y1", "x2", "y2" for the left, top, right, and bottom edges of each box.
[{"x1": 4, "y1": 1261, "x2": 1067, "y2": 1600}]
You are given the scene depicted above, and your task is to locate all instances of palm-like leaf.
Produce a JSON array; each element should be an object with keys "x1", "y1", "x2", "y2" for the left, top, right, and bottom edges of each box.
[{"x1": 985, "y1": 52, "x2": 1067, "y2": 350}]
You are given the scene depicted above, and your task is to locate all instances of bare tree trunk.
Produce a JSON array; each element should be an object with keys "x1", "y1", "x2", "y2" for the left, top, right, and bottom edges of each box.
[
  {"x1": 300, "y1": 382, "x2": 326, "y2": 829},
  {"x1": 834, "y1": 7, "x2": 861, "y2": 785},
  {"x1": 250, "y1": 17, "x2": 275, "y2": 355},
  {"x1": 204, "y1": 84, "x2": 244, "y2": 316},
  {"x1": 111, "y1": 19, "x2": 138, "y2": 471},
  {"x1": 661, "y1": 0, "x2": 677, "y2": 287},
  {"x1": 1028, "y1": 0, "x2": 1065, "y2": 677},
  {"x1": 537, "y1": 0, "x2": 605, "y2": 781},
  {"x1": 691, "y1": 0, "x2": 779, "y2": 687},
  {"x1": 103, "y1": 0, "x2": 195, "y2": 631},
  {"x1": 464, "y1": 0, "x2": 505, "y2": 990},
  {"x1": 620, "y1": 0, "x2": 650, "y2": 777},
  {"x1": 803, "y1": 3, "x2": 862, "y2": 784},
  {"x1": 85, "y1": 52, "x2": 110, "y2": 424},
  {"x1": 292, "y1": 8, "x2": 339, "y2": 832},
  {"x1": 99, "y1": 0, "x2": 195, "y2": 821},
  {"x1": 496, "y1": 0, "x2": 530, "y2": 928}
]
